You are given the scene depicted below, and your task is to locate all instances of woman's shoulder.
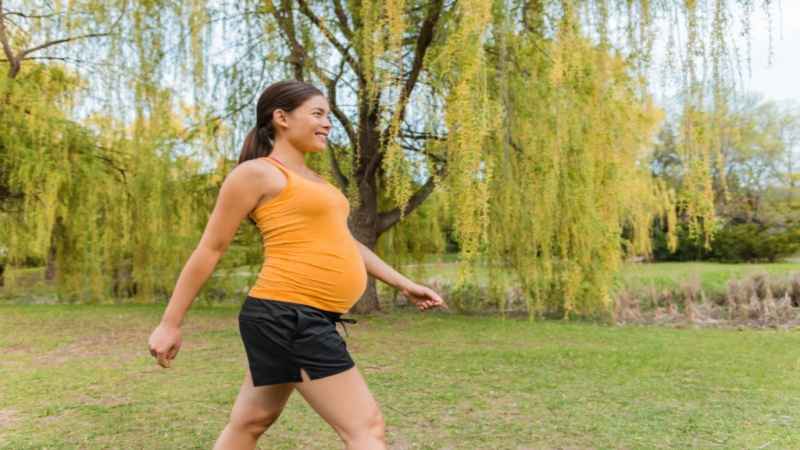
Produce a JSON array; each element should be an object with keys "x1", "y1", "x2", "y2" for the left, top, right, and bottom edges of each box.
[
  {"x1": 228, "y1": 158, "x2": 289, "y2": 202},
  {"x1": 230, "y1": 158, "x2": 282, "y2": 182}
]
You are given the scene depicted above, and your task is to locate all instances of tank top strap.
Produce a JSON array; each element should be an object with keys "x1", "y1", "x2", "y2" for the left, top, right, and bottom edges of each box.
[
  {"x1": 248, "y1": 157, "x2": 294, "y2": 217},
  {"x1": 261, "y1": 156, "x2": 292, "y2": 180},
  {"x1": 265, "y1": 155, "x2": 333, "y2": 188}
]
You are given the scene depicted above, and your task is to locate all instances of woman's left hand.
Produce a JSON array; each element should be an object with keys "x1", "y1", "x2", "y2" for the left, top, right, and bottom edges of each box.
[{"x1": 400, "y1": 282, "x2": 448, "y2": 311}]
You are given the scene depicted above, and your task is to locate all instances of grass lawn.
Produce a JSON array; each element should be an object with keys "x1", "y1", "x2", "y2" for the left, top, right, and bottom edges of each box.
[
  {"x1": 387, "y1": 257, "x2": 800, "y2": 296},
  {"x1": 610, "y1": 260, "x2": 800, "y2": 296},
  {"x1": 2, "y1": 303, "x2": 799, "y2": 449}
]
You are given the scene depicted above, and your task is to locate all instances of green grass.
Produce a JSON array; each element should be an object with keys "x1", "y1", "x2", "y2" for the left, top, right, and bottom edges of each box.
[
  {"x1": 394, "y1": 257, "x2": 800, "y2": 290},
  {"x1": 2, "y1": 303, "x2": 800, "y2": 449},
  {"x1": 610, "y1": 260, "x2": 800, "y2": 296}
]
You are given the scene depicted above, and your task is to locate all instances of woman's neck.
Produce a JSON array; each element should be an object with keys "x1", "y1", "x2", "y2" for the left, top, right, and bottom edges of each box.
[{"x1": 269, "y1": 146, "x2": 306, "y2": 170}]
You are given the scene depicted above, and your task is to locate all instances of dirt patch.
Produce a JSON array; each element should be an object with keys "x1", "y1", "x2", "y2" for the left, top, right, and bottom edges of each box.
[
  {"x1": 0, "y1": 342, "x2": 34, "y2": 355},
  {"x1": 386, "y1": 431, "x2": 413, "y2": 450},
  {"x1": 73, "y1": 393, "x2": 132, "y2": 408},
  {"x1": 31, "y1": 331, "x2": 144, "y2": 367},
  {"x1": 27, "y1": 315, "x2": 235, "y2": 368},
  {"x1": 0, "y1": 408, "x2": 18, "y2": 430},
  {"x1": 360, "y1": 364, "x2": 398, "y2": 374}
]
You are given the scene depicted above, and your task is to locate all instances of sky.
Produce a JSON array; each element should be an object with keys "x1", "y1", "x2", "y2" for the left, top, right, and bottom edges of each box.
[{"x1": 744, "y1": 1, "x2": 800, "y2": 104}]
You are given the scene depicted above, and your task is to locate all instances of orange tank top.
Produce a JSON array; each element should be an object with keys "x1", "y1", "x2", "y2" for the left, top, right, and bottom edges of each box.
[{"x1": 247, "y1": 156, "x2": 368, "y2": 313}]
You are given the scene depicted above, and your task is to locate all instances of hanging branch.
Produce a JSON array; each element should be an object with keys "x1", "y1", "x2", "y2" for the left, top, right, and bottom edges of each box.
[
  {"x1": 366, "y1": 0, "x2": 445, "y2": 181},
  {"x1": 295, "y1": 0, "x2": 363, "y2": 81}
]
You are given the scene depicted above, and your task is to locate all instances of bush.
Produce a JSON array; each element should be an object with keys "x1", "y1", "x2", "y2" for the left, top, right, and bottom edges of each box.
[{"x1": 651, "y1": 220, "x2": 800, "y2": 263}]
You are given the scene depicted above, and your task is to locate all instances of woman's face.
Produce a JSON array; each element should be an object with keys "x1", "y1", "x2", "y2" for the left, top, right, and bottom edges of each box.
[{"x1": 276, "y1": 95, "x2": 332, "y2": 153}]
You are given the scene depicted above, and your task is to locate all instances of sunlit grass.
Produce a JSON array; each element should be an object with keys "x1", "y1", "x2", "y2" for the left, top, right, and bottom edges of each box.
[{"x1": 2, "y1": 303, "x2": 799, "y2": 448}]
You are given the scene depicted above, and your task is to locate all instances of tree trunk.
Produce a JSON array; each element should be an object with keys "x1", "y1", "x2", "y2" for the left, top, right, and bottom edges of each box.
[
  {"x1": 45, "y1": 217, "x2": 63, "y2": 281},
  {"x1": 349, "y1": 93, "x2": 382, "y2": 314},
  {"x1": 44, "y1": 239, "x2": 57, "y2": 281},
  {"x1": 349, "y1": 179, "x2": 380, "y2": 314}
]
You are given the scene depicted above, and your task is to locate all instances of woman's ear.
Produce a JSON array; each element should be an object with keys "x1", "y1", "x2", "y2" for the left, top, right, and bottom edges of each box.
[{"x1": 272, "y1": 108, "x2": 289, "y2": 130}]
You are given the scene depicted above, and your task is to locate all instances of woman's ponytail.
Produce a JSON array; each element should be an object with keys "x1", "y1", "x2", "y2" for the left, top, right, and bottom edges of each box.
[{"x1": 238, "y1": 125, "x2": 274, "y2": 165}]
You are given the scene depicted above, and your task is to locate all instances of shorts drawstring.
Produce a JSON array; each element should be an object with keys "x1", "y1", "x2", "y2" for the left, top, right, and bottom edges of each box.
[{"x1": 332, "y1": 317, "x2": 357, "y2": 337}]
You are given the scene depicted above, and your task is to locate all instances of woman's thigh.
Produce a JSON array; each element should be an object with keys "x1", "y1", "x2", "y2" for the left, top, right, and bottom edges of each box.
[
  {"x1": 291, "y1": 366, "x2": 383, "y2": 438},
  {"x1": 228, "y1": 368, "x2": 295, "y2": 426}
]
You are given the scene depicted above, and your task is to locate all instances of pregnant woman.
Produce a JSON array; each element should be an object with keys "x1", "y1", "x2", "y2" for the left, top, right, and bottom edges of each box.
[{"x1": 147, "y1": 80, "x2": 447, "y2": 450}]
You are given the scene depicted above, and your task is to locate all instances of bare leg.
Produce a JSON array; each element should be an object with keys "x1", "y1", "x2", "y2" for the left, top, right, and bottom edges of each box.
[
  {"x1": 292, "y1": 366, "x2": 387, "y2": 450},
  {"x1": 213, "y1": 368, "x2": 295, "y2": 450}
]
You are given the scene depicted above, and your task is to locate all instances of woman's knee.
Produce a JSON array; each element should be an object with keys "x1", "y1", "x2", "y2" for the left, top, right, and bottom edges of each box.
[
  {"x1": 340, "y1": 404, "x2": 386, "y2": 444},
  {"x1": 229, "y1": 407, "x2": 283, "y2": 436}
]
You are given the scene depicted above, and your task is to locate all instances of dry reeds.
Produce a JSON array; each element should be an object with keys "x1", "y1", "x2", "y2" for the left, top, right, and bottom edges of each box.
[{"x1": 612, "y1": 271, "x2": 800, "y2": 329}]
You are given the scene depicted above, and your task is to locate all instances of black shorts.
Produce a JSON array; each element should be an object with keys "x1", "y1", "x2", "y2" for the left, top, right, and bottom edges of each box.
[{"x1": 238, "y1": 296, "x2": 357, "y2": 386}]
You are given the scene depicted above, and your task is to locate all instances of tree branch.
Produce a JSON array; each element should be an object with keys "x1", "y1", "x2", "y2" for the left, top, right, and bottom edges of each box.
[
  {"x1": 4, "y1": 10, "x2": 62, "y2": 20},
  {"x1": 376, "y1": 163, "x2": 447, "y2": 236},
  {"x1": 314, "y1": 57, "x2": 353, "y2": 189},
  {"x1": 393, "y1": 0, "x2": 444, "y2": 120},
  {"x1": 321, "y1": 56, "x2": 356, "y2": 146},
  {"x1": 0, "y1": 1, "x2": 20, "y2": 78},
  {"x1": 398, "y1": 142, "x2": 447, "y2": 164},
  {"x1": 1, "y1": 11, "x2": 27, "y2": 36},
  {"x1": 327, "y1": 142, "x2": 350, "y2": 189},
  {"x1": 363, "y1": 128, "x2": 448, "y2": 184},
  {"x1": 272, "y1": 0, "x2": 305, "y2": 80},
  {"x1": 19, "y1": 32, "x2": 111, "y2": 59},
  {"x1": 270, "y1": 1, "x2": 356, "y2": 152},
  {"x1": 1, "y1": 55, "x2": 72, "y2": 62},
  {"x1": 399, "y1": 129, "x2": 447, "y2": 142},
  {"x1": 368, "y1": 0, "x2": 444, "y2": 180},
  {"x1": 295, "y1": 0, "x2": 363, "y2": 81},
  {"x1": 331, "y1": 0, "x2": 353, "y2": 41}
]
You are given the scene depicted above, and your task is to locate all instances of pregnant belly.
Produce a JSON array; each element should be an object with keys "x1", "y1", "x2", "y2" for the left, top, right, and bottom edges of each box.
[{"x1": 255, "y1": 245, "x2": 368, "y2": 308}]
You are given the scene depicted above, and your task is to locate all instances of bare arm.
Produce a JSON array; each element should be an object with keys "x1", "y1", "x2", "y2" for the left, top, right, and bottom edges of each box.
[
  {"x1": 354, "y1": 240, "x2": 413, "y2": 291},
  {"x1": 159, "y1": 164, "x2": 265, "y2": 327},
  {"x1": 354, "y1": 239, "x2": 447, "y2": 311}
]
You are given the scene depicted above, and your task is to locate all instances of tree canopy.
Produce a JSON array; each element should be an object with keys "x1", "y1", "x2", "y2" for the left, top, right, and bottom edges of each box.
[{"x1": 0, "y1": 0, "x2": 787, "y2": 319}]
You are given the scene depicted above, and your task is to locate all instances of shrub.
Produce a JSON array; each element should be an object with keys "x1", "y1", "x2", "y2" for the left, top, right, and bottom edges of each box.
[{"x1": 651, "y1": 221, "x2": 800, "y2": 263}]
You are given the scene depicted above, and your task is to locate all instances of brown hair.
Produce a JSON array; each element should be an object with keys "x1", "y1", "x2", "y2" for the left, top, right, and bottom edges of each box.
[{"x1": 238, "y1": 80, "x2": 325, "y2": 164}]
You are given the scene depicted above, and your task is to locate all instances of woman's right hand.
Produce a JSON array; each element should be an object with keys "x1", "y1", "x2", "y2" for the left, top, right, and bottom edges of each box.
[{"x1": 148, "y1": 322, "x2": 182, "y2": 368}]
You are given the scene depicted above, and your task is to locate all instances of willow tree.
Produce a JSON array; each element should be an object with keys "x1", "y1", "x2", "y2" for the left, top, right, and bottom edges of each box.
[
  {"x1": 657, "y1": 98, "x2": 785, "y2": 217},
  {"x1": 2, "y1": 0, "x2": 777, "y2": 318},
  {"x1": 0, "y1": 0, "x2": 115, "y2": 288},
  {"x1": 0, "y1": 1, "x2": 222, "y2": 301},
  {"x1": 194, "y1": 0, "x2": 774, "y2": 317}
]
